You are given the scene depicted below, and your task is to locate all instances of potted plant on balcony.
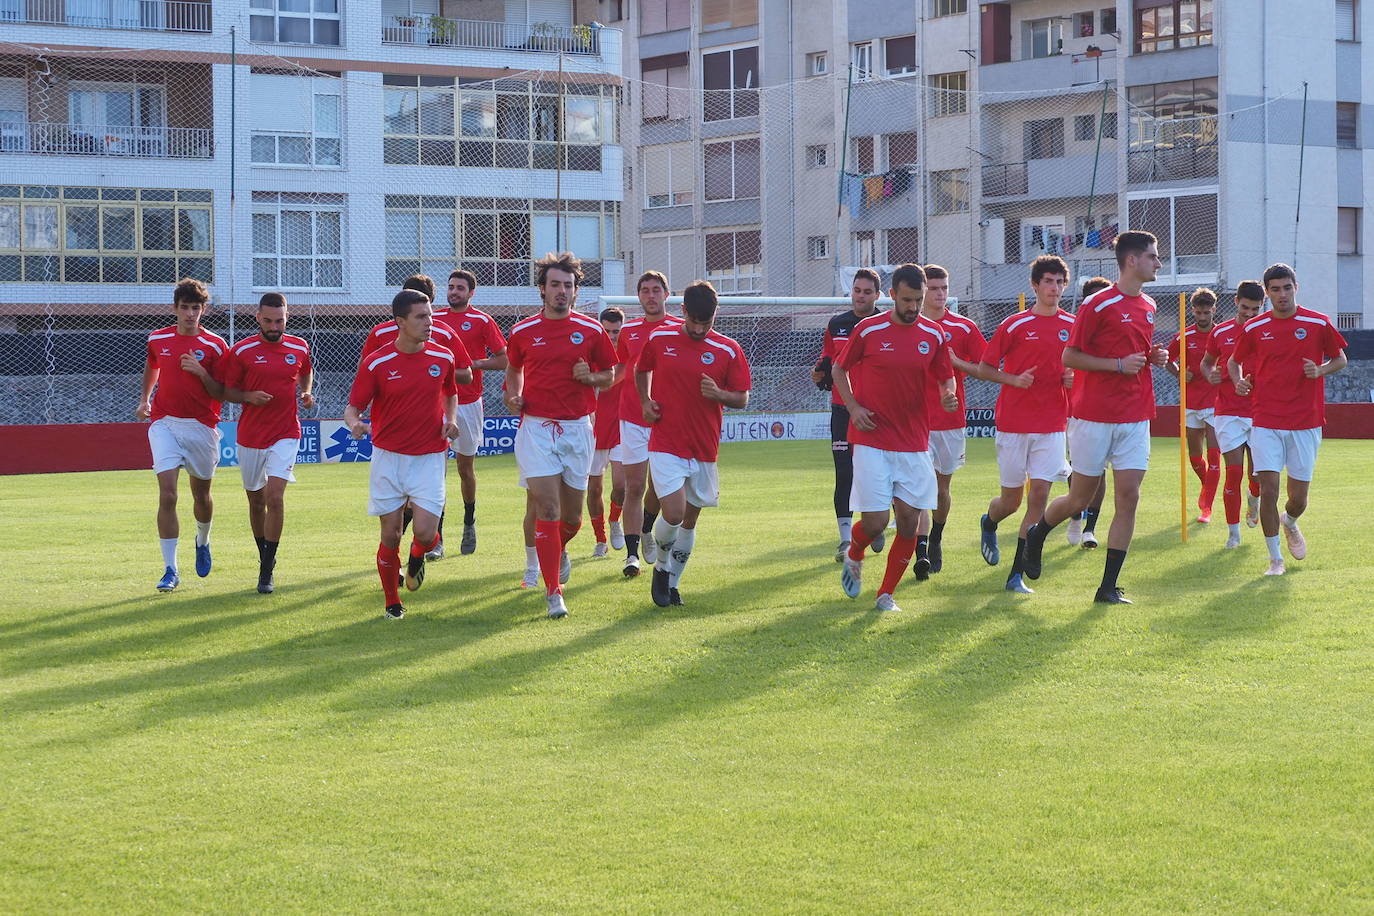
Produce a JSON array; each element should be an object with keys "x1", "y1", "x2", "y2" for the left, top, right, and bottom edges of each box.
[
  {"x1": 528, "y1": 20, "x2": 558, "y2": 50},
  {"x1": 426, "y1": 15, "x2": 456, "y2": 46},
  {"x1": 1084, "y1": 44, "x2": 1102, "y2": 58}
]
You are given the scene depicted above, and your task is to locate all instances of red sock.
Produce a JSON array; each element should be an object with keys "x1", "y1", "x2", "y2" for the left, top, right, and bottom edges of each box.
[
  {"x1": 591, "y1": 515, "x2": 606, "y2": 543},
  {"x1": 879, "y1": 535, "x2": 916, "y2": 595},
  {"x1": 1201, "y1": 448, "x2": 1221, "y2": 508},
  {"x1": 1189, "y1": 454, "x2": 1207, "y2": 484},
  {"x1": 376, "y1": 543, "x2": 401, "y2": 606},
  {"x1": 848, "y1": 525, "x2": 874, "y2": 561},
  {"x1": 410, "y1": 533, "x2": 438, "y2": 558},
  {"x1": 1222, "y1": 464, "x2": 1243, "y2": 525},
  {"x1": 608, "y1": 501, "x2": 623, "y2": 524},
  {"x1": 535, "y1": 519, "x2": 563, "y2": 595},
  {"x1": 1248, "y1": 474, "x2": 1260, "y2": 497},
  {"x1": 560, "y1": 519, "x2": 581, "y2": 545}
]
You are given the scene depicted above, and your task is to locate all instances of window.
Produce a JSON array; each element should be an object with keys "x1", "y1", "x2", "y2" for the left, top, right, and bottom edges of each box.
[
  {"x1": 1075, "y1": 114, "x2": 1096, "y2": 141},
  {"x1": 642, "y1": 233, "x2": 695, "y2": 289},
  {"x1": 1028, "y1": 17, "x2": 1063, "y2": 58},
  {"x1": 930, "y1": 72, "x2": 967, "y2": 116},
  {"x1": 640, "y1": 0, "x2": 690, "y2": 33},
  {"x1": 807, "y1": 236, "x2": 829, "y2": 259},
  {"x1": 932, "y1": 0, "x2": 967, "y2": 16},
  {"x1": 0, "y1": 185, "x2": 211, "y2": 284},
  {"x1": 852, "y1": 41, "x2": 875, "y2": 81},
  {"x1": 806, "y1": 144, "x2": 828, "y2": 168},
  {"x1": 852, "y1": 135, "x2": 874, "y2": 173},
  {"x1": 1338, "y1": 102, "x2": 1359, "y2": 149},
  {"x1": 249, "y1": 0, "x2": 341, "y2": 46},
  {"x1": 885, "y1": 131, "x2": 918, "y2": 167},
  {"x1": 644, "y1": 144, "x2": 693, "y2": 208},
  {"x1": 1103, "y1": 111, "x2": 1118, "y2": 139},
  {"x1": 250, "y1": 72, "x2": 342, "y2": 167},
  {"x1": 703, "y1": 47, "x2": 759, "y2": 121},
  {"x1": 1136, "y1": 1, "x2": 1213, "y2": 54},
  {"x1": 1126, "y1": 191, "x2": 1218, "y2": 279},
  {"x1": 852, "y1": 230, "x2": 876, "y2": 266},
  {"x1": 885, "y1": 36, "x2": 917, "y2": 76},
  {"x1": 1127, "y1": 79, "x2": 1218, "y2": 181},
  {"x1": 1101, "y1": 7, "x2": 1117, "y2": 34},
  {"x1": 807, "y1": 52, "x2": 829, "y2": 76},
  {"x1": 704, "y1": 138, "x2": 761, "y2": 201},
  {"x1": 1076, "y1": 11, "x2": 1095, "y2": 37},
  {"x1": 642, "y1": 53, "x2": 690, "y2": 123},
  {"x1": 252, "y1": 193, "x2": 343, "y2": 289},
  {"x1": 1337, "y1": 0, "x2": 1358, "y2": 41},
  {"x1": 1338, "y1": 207, "x2": 1361, "y2": 255},
  {"x1": 66, "y1": 78, "x2": 167, "y2": 156},
  {"x1": 886, "y1": 226, "x2": 919, "y2": 263},
  {"x1": 930, "y1": 170, "x2": 969, "y2": 213},
  {"x1": 1024, "y1": 118, "x2": 1065, "y2": 159},
  {"x1": 702, "y1": 0, "x2": 758, "y2": 29},
  {"x1": 705, "y1": 228, "x2": 762, "y2": 293}
]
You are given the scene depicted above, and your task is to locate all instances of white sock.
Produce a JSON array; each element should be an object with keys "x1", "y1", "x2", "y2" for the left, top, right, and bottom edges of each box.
[
  {"x1": 1280, "y1": 512, "x2": 1297, "y2": 531},
  {"x1": 668, "y1": 527, "x2": 696, "y2": 588},
  {"x1": 160, "y1": 537, "x2": 178, "y2": 572},
  {"x1": 1265, "y1": 534, "x2": 1283, "y2": 562},
  {"x1": 653, "y1": 517, "x2": 680, "y2": 571},
  {"x1": 195, "y1": 520, "x2": 212, "y2": 547},
  {"x1": 837, "y1": 517, "x2": 852, "y2": 542},
  {"x1": 1228, "y1": 523, "x2": 1240, "y2": 537},
  {"x1": 525, "y1": 546, "x2": 538, "y2": 569}
]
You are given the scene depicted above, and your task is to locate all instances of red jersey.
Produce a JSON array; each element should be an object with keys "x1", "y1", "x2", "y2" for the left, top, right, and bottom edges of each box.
[
  {"x1": 1203, "y1": 319, "x2": 1252, "y2": 419},
  {"x1": 506, "y1": 311, "x2": 619, "y2": 420},
  {"x1": 1168, "y1": 325, "x2": 1218, "y2": 410},
  {"x1": 836, "y1": 313, "x2": 954, "y2": 452},
  {"x1": 359, "y1": 319, "x2": 460, "y2": 364},
  {"x1": 637, "y1": 326, "x2": 751, "y2": 462},
  {"x1": 980, "y1": 308, "x2": 1076, "y2": 434},
  {"x1": 924, "y1": 310, "x2": 986, "y2": 431},
  {"x1": 819, "y1": 309, "x2": 873, "y2": 407},
  {"x1": 1231, "y1": 307, "x2": 1348, "y2": 430},
  {"x1": 593, "y1": 379, "x2": 623, "y2": 450},
  {"x1": 348, "y1": 343, "x2": 466, "y2": 455},
  {"x1": 1066, "y1": 285, "x2": 1158, "y2": 424},
  {"x1": 432, "y1": 306, "x2": 507, "y2": 406},
  {"x1": 617, "y1": 314, "x2": 682, "y2": 426},
  {"x1": 146, "y1": 325, "x2": 229, "y2": 429},
  {"x1": 222, "y1": 334, "x2": 312, "y2": 449}
]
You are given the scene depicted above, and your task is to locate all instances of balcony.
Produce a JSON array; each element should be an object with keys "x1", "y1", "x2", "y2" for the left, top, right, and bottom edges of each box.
[
  {"x1": 2, "y1": 0, "x2": 211, "y2": 32},
  {"x1": 1127, "y1": 141, "x2": 1218, "y2": 184},
  {"x1": 980, "y1": 48, "x2": 1116, "y2": 95},
  {"x1": 980, "y1": 257, "x2": 1119, "y2": 300},
  {"x1": 982, "y1": 153, "x2": 1117, "y2": 201},
  {"x1": 381, "y1": 16, "x2": 604, "y2": 55},
  {"x1": 1, "y1": 122, "x2": 213, "y2": 159}
]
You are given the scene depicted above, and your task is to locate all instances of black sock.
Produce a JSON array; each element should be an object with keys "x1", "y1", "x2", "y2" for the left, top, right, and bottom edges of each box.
[
  {"x1": 642, "y1": 510, "x2": 658, "y2": 536},
  {"x1": 1083, "y1": 507, "x2": 1100, "y2": 534},
  {"x1": 1008, "y1": 537, "x2": 1026, "y2": 578},
  {"x1": 1031, "y1": 517, "x2": 1058, "y2": 541},
  {"x1": 916, "y1": 535, "x2": 929, "y2": 559},
  {"x1": 1101, "y1": 548, "x2": 1127, "y2": 591},
  {"x1": 402, "y1": 506, "x2": 413, "y2": 534},
  {"x1": 930, "y1": 521, "x2": 945, "y2": 545},
  {"x1": 436, "y1": 511, "x2": 445, "y2": 538},
  {"x1": 463, "y1": 502, "x2": 476, "y2": 526},
  {"x1": 255, "y1": 535, "x2": 267, "y2": 555},
  {"x1": 625, "y1": 534, "x2": 640, "y2": 559},
  {"x1": 262, "y1": 539, "x2": 279, "y2": 567}
]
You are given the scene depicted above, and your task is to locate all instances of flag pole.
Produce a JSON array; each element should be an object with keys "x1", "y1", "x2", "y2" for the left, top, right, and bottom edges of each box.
[{"x1": 1178, "y1": 290, "x2": 1188, "y2": 542}]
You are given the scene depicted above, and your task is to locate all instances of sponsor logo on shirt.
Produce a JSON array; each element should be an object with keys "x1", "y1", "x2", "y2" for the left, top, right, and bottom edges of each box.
[
  {"x1": 918, "y1": 340, "x2": 931, "y2": 355},
  {"x1": 879, "y1": 341, "x2": 894, "y2": 351},
  {"x1": 428, "y1": 364, "x2": 441, "y2": 378},
  {"x1": 160, "y1": 347, "x2": 171, "y2": 356},
  {"x1": 1261, "y1": 332, "x2": 1274, "y2": 340},
  {"x1": 388, "y1": 370, "x2": 403, "y2": 381},
  {"x1": 1025, "y1": 330, "x2": 1039, "y2": 340},
  {"x1": 570, "y1": 331, "x2": 584, "y2": 345},
  {"x1": 701, "y1": 352, "x2": 715, "y2": 365},
  {"x1": 254, "y1": 354, "x2": 268, "y2": 364},
  {"x1": 664, "y1": 346, "x2": 677, "y2": 357},
  {"x1": 285, "y1": 353, "x2": 297, "y2": 365},
  {"x1": 1294, "y1": 327, "x2": 1308, "y2": 340},
  {"x1": 532, "y1": 336, "x2": 546, "y2": 347},
  {"x1": 1058, "y1": 328, "x2": 1070, "y2": 342}
]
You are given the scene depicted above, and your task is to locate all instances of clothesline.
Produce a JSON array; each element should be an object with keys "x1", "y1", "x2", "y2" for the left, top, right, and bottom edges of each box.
[{"x1": 838, "y1": 166, "x2": 915, "y2": 214}]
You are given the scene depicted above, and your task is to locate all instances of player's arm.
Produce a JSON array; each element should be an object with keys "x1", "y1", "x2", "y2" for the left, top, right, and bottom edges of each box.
[
  {"x1": 455, "y1": 365, "x2": 474, "y2": 386},
  {"x1": 831, "y1": 364, "x2": 876, "y2": 431},
  {"x1": 635, "y1": 368, "x2": 660, "y2": 423},
  {"x1": 1306, "y1": 349, "x2": 1347, "y2": 378},
  {"x1": 812, "y1": 330, "x2": 834, "y2": 387},
  {"x1": 441, "y1": 393, "x2": 460, "y2": 440},
  {"x1": 503, "y1": 364, "x2": 524, "y2": 414},
  {"x1": 137, "y1": 357, "x2": 157, "y2": 419},
  {"x1": 949, "y1": 353, "x2": 982, "y2": 380},
  {"x1": 573, "y1": 360, "x2": 613, "y2": 388},
  {"x1": 1064, "y1": 346, "x2": 1151, "y2": 376},
  {"x1": 297, "y1": 366, "x2": 315, "y2": 409},
  {"x1": 473, "y1": 347, "x2": 507, "y2": 373},
  {"x1": 978, "y1": 359, "x2": 1035, "y2": 389},
  {"x1": 699, "y1": 375, "x2": 749, "y2": 409},
  {"x1": 343, "y1": 402, "x2": 370, "y2": 439}
]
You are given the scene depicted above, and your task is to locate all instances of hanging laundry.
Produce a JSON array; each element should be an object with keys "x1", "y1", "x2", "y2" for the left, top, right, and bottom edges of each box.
[
  {"x1": 889, "y1": 168, "x2": 913, "y2": 194},
  {"x1": 882, "y1": 177, "x2": 893, "y2": 197},
  {"x1": 1031, "y1": 226, "x2": 1044, "y2": 247},
  {"x1": 1086, "y1": 229, "x2": 1101, "y2": 248},
  {"x1": 864, "y1": 175, "x2": 885, "y2": 204},
  {"x1": 1102, "y1": 223, "x2": 1118, "y2": 245},
  {"x1": 841, "y1": 172, "x2": 864, "y2": 214}
]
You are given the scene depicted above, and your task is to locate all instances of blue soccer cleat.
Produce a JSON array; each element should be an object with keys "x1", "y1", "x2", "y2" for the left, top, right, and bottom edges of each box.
[
  {"x1": 195, "y1": 542, "x2": 212, "y2": 578},
  {"x1": 1005, "y1": 573, "x2": 1034, "y2": 594},
  {"x1": 980, "y1": 514, "x2": 1000, "y2": 566},
  {"x1": 156, "y1": 567, "x2": 180, "y2": 592}
]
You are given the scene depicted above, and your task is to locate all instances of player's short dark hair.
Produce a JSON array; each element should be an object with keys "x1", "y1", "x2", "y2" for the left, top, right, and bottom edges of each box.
[
  {"x1": 682, "y1": 280, "x2": 718, "y2": 323},
  {"x1": 1189, "y1": 287, "x2": 1217, "y2": 308},
  {"x1": 258, "y1": 292, "x2": 286, "y2": 310},
  {"x1": 392, "y1": 288, "x2": 430, "y2": 320},
  {"x1": 1235, "y1": 280, "x2": 1264, "y2": 302},
  {"x1": 890, "y1": 263, "x2": 926, "y2": 294},
  {"x1": 173, "y1": 278, "x2": 209, "y2": 305},
  {"x1": 1081, "y1": 276, "x2": 1112, "y2": 298},
  {"x1": 637, "y1": 270, "x2": 668, "y2": 292},
  {"x1": 852, "y1": 268, "x2": 880, "y2": 292},
  {"x1": 599, "y1": 306, "x2": 625, "y2": 323},
  {"x1": 448, "y1": 269, "x2": 477, "y2": 291},
  {"x1": 1030, "y1": 255, "x2": 1070, "y2": 284},
  {"x1": 923, "y1": 264, "x2": 949, "y2": 282},
  {"x1": 1263, "y1": 262, "x2": 1297, "y2": 286},
  {"x1": 1113, "y1": 230, "x2": 1157, "y2": 266},
  {"x1": 536, "y1": 251, "x2": 583, "y2": 287},
  {"x1": 402, "y1": 274, "x2": 435, "y2": 301}
]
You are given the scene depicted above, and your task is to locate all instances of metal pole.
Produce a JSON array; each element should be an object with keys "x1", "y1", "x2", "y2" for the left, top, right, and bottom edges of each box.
[
  {"x1": 1178, "y1": 290, "x2": 1188, "y2": 543},
  {"x1": 1292, "y1": 80, "x2": 1308, "y2": 268},
  {"x1": 556, "y1": 50, "x2": 565, "y2": 253},
  {"x1": 228, "y1": 26, "x2": 237, "y2": 349},
  {"x1": 836, "y1": 63, "x2": 854, "y2": 219}
]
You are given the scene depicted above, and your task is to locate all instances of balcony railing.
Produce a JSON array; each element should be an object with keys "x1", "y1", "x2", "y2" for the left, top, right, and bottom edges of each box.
[
  {"x1": 1127, "y1": 141, "x2": 1218, "y2": 183},
  {"x1": 2, "y1": 0, "x2": 212, "y2": 32},
  {"x1": 0, "y1": 122, "x2": 214, "y2": 159},
  {"x1": 381, "y1": 16, "x2": 601, "y2": 55},
  {"x1": 982, "y1": 162, "x2": 1028, "y2": 197}
]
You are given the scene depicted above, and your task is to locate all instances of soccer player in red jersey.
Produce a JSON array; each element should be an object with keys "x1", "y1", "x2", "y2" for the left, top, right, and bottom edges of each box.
[
  {"x1": 1229, "y1": 263, "x2": 1348, "y2": 576},
  {"x1": 636, "y1": 281, "x2": 752, "y2": 607},
  {"x1": 588, "y1": 307, "x2": 626, "y2": 559},
  {"x1": 977, "y1": 255, "x2": 1076, "y2": 594},
  {"x1": 1200, "y1": 281, "x2": 1265, "y2": 547},
  {"x1": 615, "y1": 270, "x2": 680, "y2": 578},
  {"x1": 916, "y1": 264, "x2": 985, "y2": 577},
  {"x1": 1065, "y1": 275, "x2": 1113, "y2": 549},
  {"x1": 426, "y1": 269, "x2": 509, "y2": 559},
  {"x1": 1167, "y1": 287, "x2": 1222, "y2": 522},
  {"x1": 137, "y1": 279, "x2": 234, "y2": 592},
  {"x1": 345, "y1": 290, "x2": 472, "y2": 619},
  {"x1": 505, "y1": 253, "x2": 618, "y2": 619},
  {"x1": 1021, "y1": 231, "x2": 1170, "y2": 604},
  {"x1": 832, "y1": 264, "x2": 957, "y2": 612}
]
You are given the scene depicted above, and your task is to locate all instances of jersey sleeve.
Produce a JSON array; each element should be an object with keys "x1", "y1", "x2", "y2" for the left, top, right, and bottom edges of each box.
[
  {"x1": 980, "y1": 323, "x2": 1009, "y2": 370},
  {"x1": 959, "y1": 325, "x2": 987, "y2": 364},
  {"x1": 1066, "y1": 306, "x2": 1099, "y2": 354},
  {"x1": 348, "y1": 362, "x2": 376, "y2": 412},
  {"x1": 1323, "y1": 321, "x2": 1349, "y2": 358},
  {"x1": 636, "y1": 337, "x2": 659, "y2": 373},
  {"x1": 835, "y1": 327, "x2": 865, "y2": 371},
  {"x1": 505, "y1": 331, "x2": 525, "y2": 369},
  {"x1": 360, "y1": 328, "x2": 380, "y2": 362},
  {"x1": 932, "y1": 334, "x2": 955, "y2": 383},
  {"x1": 448, "y1": 337, "x2": 473, "y2": 369},
  {"x1": 1167, "y1": 333, "x2": 1182, "y2": 362},
  {"x1": 220, "y1": 348, "x2": 245, "y2": 389},
  {"x1": 145, "y1": 336, "x2": 157, "y2": 367},
  {"x1": 821, "y1": 328, "x2": 836, "y2": 361},
  {"x1": 726, "y1": 342, "x2": 752, "y2": 391},
  {"x1": 590, "y1": 329, "x2": 618, "y2": 372},
  {"x1": 486, "y1": 319, "x2": 507, "y2": 354},
  {"x1": 301, "y1": 343, "x2": 313, "y2": 376},
  {"x1": 442, "y1": 358, "x2": 459, "y2": 398},
  {"x1": 1230, "y1": 325, "x2": 1254, "y2": 366},
  {"x1": 1203, "y1": 328, "x2": 1222, "y2": 360}
]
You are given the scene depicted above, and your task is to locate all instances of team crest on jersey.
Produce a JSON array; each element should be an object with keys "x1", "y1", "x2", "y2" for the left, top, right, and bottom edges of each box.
[
  {"x1": 918, "y1": 340, "x2": 931, "y2": 355},
  {"x1": 942, "y1": 329, "x2": 952, "y2": 342},
  {"x1": 1058, "y1": 328, "x2": 1070, "y2": 342},
  {"x1": 1294, "y1": 327, "x2": 1308, "y2": 340},
  {"x1": 192, "y1": 349, "x2": 205, "y2": 360},
  {"x1": 285, "y1": 353, "x2": 297, "y2": 365},
  {"x1": 700, "y1": 352, "x2": 715, "y2": 365},
  {"x1": 462, "y1": 321, "x2": 472, "y2": 331},
  {"x1": 428, "y1": 364, "x2": 442, "y2": 377},
  {"x1": 570, "y1": 331, "x2": 584, "y2": 345},
  {"x1": 1146, "y1": 312, "x2": 1155, "y2": 324}
]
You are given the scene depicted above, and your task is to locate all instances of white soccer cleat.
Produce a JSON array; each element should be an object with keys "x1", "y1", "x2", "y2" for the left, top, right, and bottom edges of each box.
[
  {"x1": 1225, "y1": 531, "x2": 1241, "y2": 550},
  {"x1": 1066, "y1": 515, "x2": 1083, "y2": 546},
  {"x1": 592, "y1": 542, "x2": 609, "y2": 559},
  {"x1": 559, "y1": 549, "x2": 572, "y2": 583},
  {"x1": 841, "y1": 556, "x2": 863, "y2": 599},
  {"x1": 622, "y1": 554, "x2": 641, "y2": 578},
  {"x1": 519, "y1": 566, "x2": 539, "y2": 589},
  {"x1": 874, "y1": 592, "x2": 900, "y2": 612},
  {"x1": 546, "y1": 592, "x2": 569, "y2": 619},
  {"x1": 1283, "y1": 521, "x2": 1307, "y2": 560},
  {"x1": 1245, "y1": 494, "x2": 1260, "y2": 528},
  {"x1": 1264, "y1": 558, "x2": 1286, "y2": 576},
  {"x1": 1080, "y1": 530, "x2": 1098, "y2": 550},
  {"x1": 609, "y1": 521, "x2": 625, "y2": 551},
  {"x1": 642, "y1": 536, "x2": 658, "y2": 564}
]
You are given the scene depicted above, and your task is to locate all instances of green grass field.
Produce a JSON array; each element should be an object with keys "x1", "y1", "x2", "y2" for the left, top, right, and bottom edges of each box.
[{"x1": 3, "y1": 438, "x2": 1373, "y2": 913}]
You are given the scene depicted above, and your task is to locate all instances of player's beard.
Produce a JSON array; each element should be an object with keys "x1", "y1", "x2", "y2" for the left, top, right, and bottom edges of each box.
[
  {"x1": 262, "y1": 329, "x2": 284, "y2": 342},
  {"x1": 448, "y1": 296, "x2": 469, "y2": 310},
  {"x1": 545, "y1": 294, "x2": 572, "y2": 316}
]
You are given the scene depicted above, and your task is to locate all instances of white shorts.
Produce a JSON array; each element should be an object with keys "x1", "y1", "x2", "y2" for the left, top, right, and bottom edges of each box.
[
  {"x1": 589, "y1": 448, "x2": 613, "y2": 476},
  {"x1": 649, "y1": 451, "x2": 720, "y2": 508},
  {"x1": 1068, "y1": 418, "x2": 1151, "y2": 477},
  {"x1": 1250, "y1": 426, "x2": 1322, "y2": 482},
  {"x1": 238, "y1": 438, "x2": 298, "y2": 491},
  {"x1": 149, "y1": 416, "x2": 220, "y2": 480},
  {"x1": 850, "y1": 444, "x2": 937, "y2": 512},
  {"x1": 368, "y1": 447, "x2": 446, "y2": 517},
  {"x1": 1185, "y1": 407, "x2": 1215, "y2": 430},
  {"x1": 1212, "y1": 414, "x2": 1253, "y2": 454},
  {"x1": 516, "y1": 414, "x2": 594, "y2": 490},
  {"x1": 995, "y1": 430, "x2": 1070, "y2": 488},
  {"x1": 618, "y1": 420, "x2": 652, "y2": 465},
  {"x1": 451, "y1": 398, "x2": 484, "y2": 457},
  {"x1": 928, "y1": 427, "x2": 967, "y2": 475}
]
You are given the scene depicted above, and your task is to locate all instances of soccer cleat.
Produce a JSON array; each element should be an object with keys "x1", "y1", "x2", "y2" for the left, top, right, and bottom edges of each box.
[
  {"x1": 256, "y1": 565, "x2": 275, "y2": 595},
  {"x1": 1079, "y1": 530, "x2": 1098, "y2": 550},
  {"x1": 1245, "y1": 495, "x2": 1260, "y2": 528},
  {"x1": 835, "y1": 540, "x2": 850, "y2": 563},
  {"x1": 460, "y1": 524, "x2": 477, "y2": 555},
  {"x1": 669, "y1": 588, "x2": 684, "y2": 607},
  {"x1": 519, "y1": 566, "x2": 539, "y2": 589},
  {"x1": 980, "y1": 514, "x2": 1000, "y2": 566},
  {"x1": 622, "y1": 555, "x2": 641, "y2": 578},
  {"x1": 404, "y1": 551, "x2": 426, "y2": 591},
  {"x1": 1005, "y1": 573, "x2": 1034, "y2": 594},
  {"x1": 912, "y1": 556, "x2": 931, "y2": 581},
  {"x1": 592, "y1": 542, "x2": 609, "y2": 559},
  {"x1": 546, "y1": 592, "x2": 568, "y2": 619},
  {"x1": 651, "y1": 567, "x2": 672, "y2": 607},
  {"x1": 1066, "y1": 515, "x2": 1083, "y2": 546},
  {"x1": 385, "y1": 603, "x2": 405, "y2": 620},
  {"x1": 841, "y1": 556, "x2": 863, "y2": 598},
  {"x1": 1264, "y1": 559, "x2": 1286, "y2": 576},
  {"x1": 195, "y1": 542, "x2": 212, "y2": 577},
  {"x1": 874, "y1": 592, "x2": 901, "y2": 612},
  {"x1": 1225, "y1": 531, "x2": 1242, "y2": 550},
  {"x1": 1197, "y1": 507, "x2": 1213, "y2": 524},
  {"x1": 1022, "y1": 526, "x2": 1046, "y2": 580},
  {"x1": 928, "y1": 539, "x2": 943, "y2": 574},
  {"x1": 156, "y1": 567, "x2": 180, "y2": 592},
  {"x1": 559, "y1": 550, "x2": 572, "y2": 584},
  {"x1": 641, "y1": 536, "x2": 658, "y2": 564},
  {"x1": 425, "y1": 539, "x2": 445, "y2": 562},
  {"x1": 870, "y1": 531, "x2": 886, "y2": 554},
  {"x1": 1094, "y1": 586, "x2": 1132, "y2": 604},
  {"x1": 609, "y1": 521, "x2": 625, "y2": 551},
  {"x1": 1283, "y1": 521, "x2": 1307, "y2": 560}
]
